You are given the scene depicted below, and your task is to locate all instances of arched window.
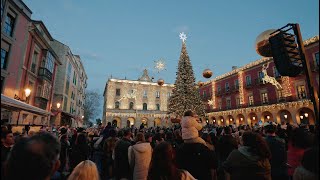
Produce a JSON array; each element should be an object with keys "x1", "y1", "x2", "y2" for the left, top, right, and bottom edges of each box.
[
  {"x1": 143, "y1": 103, "x2": 147, "y2": 110},
  {"x1": 115, "y1": 101, "x2": 120, "y2": 109},
  {"x1": 156, "y1": 104, "x2": 160, "y2": 110},
  {"x1": 129, "y1": 102, "x2": 134, "y2": 109}
]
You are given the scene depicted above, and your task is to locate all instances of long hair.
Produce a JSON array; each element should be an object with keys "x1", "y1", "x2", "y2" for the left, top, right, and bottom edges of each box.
[
  {"x1": 68, "y1": 160, "x2": 99, "y2": 180},
  {"x1": 147, "y1": 142, "x2": 182, "y2": 180},
  {"x1": 242, "y1": 131, "x2": 271, "y2": 159}
]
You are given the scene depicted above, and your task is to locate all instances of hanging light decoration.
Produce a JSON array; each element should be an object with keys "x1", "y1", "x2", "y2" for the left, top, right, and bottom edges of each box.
[
  {"x1": 198, "y1": 81, "x2": 204, "y2": 87},
  {"x1": 203, "y1": 69, "x2": 213, "y2": 78},
  {"x1": 157, "y1": 79, "x2": 164, "y2": 86}
]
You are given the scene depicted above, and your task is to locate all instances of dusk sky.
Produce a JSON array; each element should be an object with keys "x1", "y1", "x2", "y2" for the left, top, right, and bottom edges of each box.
[{"x1": 24, "y1": 0, "x2": 319, "y2": 119}]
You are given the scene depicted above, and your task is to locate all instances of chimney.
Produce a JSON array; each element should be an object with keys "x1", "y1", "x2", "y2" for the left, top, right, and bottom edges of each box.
[{"x1": 232, "y1": 66, "x2": 238, "y2": 70}]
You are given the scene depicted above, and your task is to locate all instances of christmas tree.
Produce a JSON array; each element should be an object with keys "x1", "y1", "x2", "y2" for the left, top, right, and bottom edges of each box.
[{"x1": 168, "y1": 33, "x2": 205, "y2": 118}]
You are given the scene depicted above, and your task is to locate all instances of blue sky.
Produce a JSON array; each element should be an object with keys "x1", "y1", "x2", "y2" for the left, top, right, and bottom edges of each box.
[{"x1": 24, "y1": 0, "x2": 318, "y2": 119}]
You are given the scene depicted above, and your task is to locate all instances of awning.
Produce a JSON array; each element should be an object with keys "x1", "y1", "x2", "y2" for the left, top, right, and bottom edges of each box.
[{"x1": 1, "y1": 94, "x2": 52, "y2": 116}]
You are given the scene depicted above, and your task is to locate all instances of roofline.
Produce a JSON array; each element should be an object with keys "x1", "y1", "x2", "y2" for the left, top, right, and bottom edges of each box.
[{"x1": 31, "y1": 20, "x2": 54, "y2": 41}]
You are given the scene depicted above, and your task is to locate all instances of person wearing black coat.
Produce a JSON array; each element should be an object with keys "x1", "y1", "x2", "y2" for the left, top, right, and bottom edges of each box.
[{"x1": 70, "y1": 133, "x2": 89, "y2": 171}]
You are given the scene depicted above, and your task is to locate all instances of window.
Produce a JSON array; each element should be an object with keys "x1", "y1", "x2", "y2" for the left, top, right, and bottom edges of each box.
[
  {"x1": 203, "y1": 90, "x2": 207, "y2": 98},
  {"x1": 115, "y1": 101, "x2": 120, "y2": 109},
  {"x1": 1, "y1": 48, "x2": 9, "y2": 70},
  {"x1": 236, "y1": 97, "x2": 241, "y2": 107},
  {"x1": 156, "y1": 91, "x2": 160, "y2": 98},
  {"x1": 73, "y1": 71, "x2": 77, "y2": 85},
  {"x1": 31, "y1": 52, "x2": 38, "y2": 73},
  {"x1": 226, "y1": 99, "x2": 231, "y2": 109},
  {"x1": 274, "y1": 66, "x2": 281, "y2": 78},
  {"x1": 261, "y1": 92, "x2": 268, "y2": 104},
  {"x1": 217, "y1": 86, "x2": 221, "y2": 94},
  {"x1": 4, "y1": 13, "x2": 15, "y2": 36},
  {"x1": 225, "y1": 82, "x2": 230, "y2": 92},
  {"x1": 315, "y1": 52, "x2": 319, "y2": 67},
  {"x1": 143, "y1": 103, "x2": 147, "y2": 110},
  {"x1": 297, "y1": 85, "x2": 306, "y2": 99},
  {"x1": 258, "y1": 71, "x2": 264, "y2": 82},
  {"x1": 29, "y1": 81, "x2": 34, "y2": 96},
  {"x1": 129, "y1": 102, "x2": 134, "y2": 109},
  {"x1": 235, "y1": 79, "x2": 239, "y2": 89},
  {"x1": 65, "y1": 63, "x2": 72, "y2": 94},
  {"x1": 246, "y1": 76, "x2": 251, "y2": 86},
  {"x1": 277, "y1": 89, "x2": 284, "y2": 101},
  {"x1": 45, "y1": 51, "x2": 54, "y2": 73},
  {"x1": 143, "y1": 90, "x2": 147, "y2": 98},
  {"x1": 218, "y1": 100, "x2": 222, "y2": 110},
  {"x1": 116, "y1": 88, "x2": 120, "y2": 96},
  {"x1": 1, "y1": 0, "x2": 5, "y2": 18},
  {"x1": 156, "y1": 104, "x2": 160, "y2": 110},
  {"x1": 248, "y1": 95, "x2": 254, "y2": 106}
]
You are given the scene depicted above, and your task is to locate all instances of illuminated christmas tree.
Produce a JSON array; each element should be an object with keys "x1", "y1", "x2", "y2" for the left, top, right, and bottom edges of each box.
[{"x1": 168, "y1": 33, "x2": 205, "y2": 118}]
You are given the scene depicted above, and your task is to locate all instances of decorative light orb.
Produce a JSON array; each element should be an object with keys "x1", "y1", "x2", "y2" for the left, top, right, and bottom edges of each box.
[
  {"x1": 230, "y1": 118, "x2": 233, "y2": 121},
  {"x1": 300, "y1": 115, "x2": 304, "y2": 119},
  {"x1": 56, "y1": 103, "x2": 61, "y2": 109},
  {"x1": 252, "y1": 116, "x2": 256, "y2": 120},
  {"x1": 213, "y1": 120, "x2": 216, "y2": 122},
  {"x1": 202, "y1": 69, "x2": 213, "y2": 79},
  {"x1": 221, "y1": 119, "x2": 224, "y2": 122},
  {"x1": 198, "y1": 81, "x2": 204, "y2": 87},
  {"x1": 81, "y1": 115, "x2": 84, "y2": 118},
  {"x1": 240, "y1": 117, "x2": 243, "y2": 121},
  {"x1": 284, "y1": 114, "x2": 288, "y2": 119},
  {"x1": 267, "y1": 115, "x2": 270, "y2": 120},
  {"x1": 255, "y1": 29, "x2": 277, "y2": 57},
  {"x1": 157, "y1": 79, "x2": 164, "y2": 86},
  {"x1": 304, "y1": 113, "x2": 309, "y2": 118}
]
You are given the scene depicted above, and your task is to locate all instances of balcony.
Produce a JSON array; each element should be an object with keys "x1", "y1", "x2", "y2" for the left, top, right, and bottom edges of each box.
[
  {"x1": 38, "y1": 67, "x2": 52, "y2": 82},
  {"x1": 34, "y1": 96, "x2": 48, "y2": 110}
]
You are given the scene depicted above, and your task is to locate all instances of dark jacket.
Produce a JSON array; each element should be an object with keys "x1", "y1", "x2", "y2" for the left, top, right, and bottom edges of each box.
[
  {"x1": 217, "y1": 134, "x2": 238, "y2": 164},
  {"x1": 70, "y1": 143, "x2": 89, "y2": 170},
  {"x1": 114, "y1": 137, "x2": 133, "y2": 180},
  {"x1": 265, "y1": 135, "x2": 288, "y2": 179},
  {"x1": 176, "y1": 143, "x2": 218, "y2": 180},
  {"x1": 223, "y1": 147, "x2": 271, "y2": 180}
]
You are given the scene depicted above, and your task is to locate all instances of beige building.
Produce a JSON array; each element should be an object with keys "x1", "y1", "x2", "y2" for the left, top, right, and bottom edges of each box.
[
  {"x1": 103, "y1": 69, "x2": 174, "y2": 128},
  {"x1": 50, "y1": 40, "x2": 87, "y2": 127}
]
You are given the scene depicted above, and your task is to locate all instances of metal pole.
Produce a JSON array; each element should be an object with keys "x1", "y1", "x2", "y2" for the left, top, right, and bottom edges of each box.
[
  {"x1": 16, "y1": 111, "x2": 21, "y2": 126},
  {"x1": 293, "y1": 24, "x2": 319, "y2": 125}
]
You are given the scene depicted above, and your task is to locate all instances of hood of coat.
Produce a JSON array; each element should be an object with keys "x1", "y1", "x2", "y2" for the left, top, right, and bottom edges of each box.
[
  {"x1": 238, "y1": 146, "x2": 260, "y2": 161},
  {"x1": 133, "y1": 142, "x2": 152, "y2": 153},
  {"x1": 181, "y1": 116, "x2": 198, "y2": 128}
]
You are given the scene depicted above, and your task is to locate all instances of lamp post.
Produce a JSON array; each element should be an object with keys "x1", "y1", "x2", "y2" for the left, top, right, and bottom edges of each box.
[{"x1": 25, "y1": 88, "x2": 31, "y2": 103}]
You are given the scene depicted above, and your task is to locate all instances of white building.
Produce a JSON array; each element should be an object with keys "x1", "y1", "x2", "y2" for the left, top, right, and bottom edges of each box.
[{"x1": 103, "y1": 69, "x2": 174, "y2": 128}]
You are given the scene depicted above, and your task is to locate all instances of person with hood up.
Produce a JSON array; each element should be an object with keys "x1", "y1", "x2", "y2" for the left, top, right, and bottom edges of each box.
[
  {"x1": 181, "y1": 110, "x2": 206, "y2": 146},
  {"x1": 128, "y1": 132, "x2": 152, "y2": 180},
  {"x1": 222, "y1": 131, "x2": 271, "y2": 180}
]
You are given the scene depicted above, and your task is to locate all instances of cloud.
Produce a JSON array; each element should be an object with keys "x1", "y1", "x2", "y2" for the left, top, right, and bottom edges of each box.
[
  {"x1": 74, "y1": 48, "x2": 102, "y2": 62},
  {"x1": 172, "y1": 25, "x2": 190, "y2": 33}
]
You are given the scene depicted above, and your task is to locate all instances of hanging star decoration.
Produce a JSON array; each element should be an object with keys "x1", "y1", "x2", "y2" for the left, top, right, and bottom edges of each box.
[
  {"x1": 179, "y1": 32, "x2": 187, "y2": 42},
  {"x1": 154, "y1": 59, "x2": 166, "y2": 73},
  {"x1": 208, "y1": 99, "x2": 214, "y2": 106}
]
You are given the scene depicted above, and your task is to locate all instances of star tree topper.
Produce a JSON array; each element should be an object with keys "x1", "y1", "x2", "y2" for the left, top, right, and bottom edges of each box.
[{"x1": 179, "y1": 32, "x2": 187, "y2": 42}]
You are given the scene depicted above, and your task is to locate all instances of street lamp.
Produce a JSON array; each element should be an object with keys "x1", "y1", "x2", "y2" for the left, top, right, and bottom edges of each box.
[
  {"x1": 230, "y1": 118, "x2": 233, "y2": 122},
  {"x1": 267, "y1": 115, "x2": 270, "y2": 120},
  {"x1": 284, "y1": 114, "x2": 288, "y2": 119},
  {"x1": 304, "y1": 113, "x2": 309, "y2": 118},
  {"x1": 240, "y1": 117, "x2": 243, "y2": 121},
  {"x1": 24, "y1": 88, "x2": 31, "y2": 103},
  {"x1": 300, "y1": 115, "x2": 304, "y2": 119},
  {"x1": 56, "y1": 103, "x2": 61, "y2": 109},
  {"x1": 252, "y1": 116, "x2": 256, "y2": 120},
  {"x1": 82, "y1": 115, "x2": 84, "y2": 119},
  {"x1": 221, "y1": 119, "x2": 224, "y2": 122}
]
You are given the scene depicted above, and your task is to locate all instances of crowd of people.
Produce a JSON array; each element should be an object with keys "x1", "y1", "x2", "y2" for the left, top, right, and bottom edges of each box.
[{"x1": 1, "y1": 110, "x2": 319, "y2": 180}]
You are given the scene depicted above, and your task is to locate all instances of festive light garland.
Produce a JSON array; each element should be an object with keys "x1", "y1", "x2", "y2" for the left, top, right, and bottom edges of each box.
[{"x1": 238, "y1": 71, "x2": 244, "y2": 105}]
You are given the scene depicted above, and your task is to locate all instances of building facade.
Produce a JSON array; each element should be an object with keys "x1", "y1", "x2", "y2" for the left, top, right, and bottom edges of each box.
[
  {"x1": 1, "y1": 0, "x2": 61, "y2": 126},
  {"x1": 103, "y1": 69, "x2": 174, "y2": 128},
  {"x1": 199, "y1": 35, "x2": 319, "y2": 126},
  {"x1": 50, "y1": 40, "x2": 87, "y2": 127}
]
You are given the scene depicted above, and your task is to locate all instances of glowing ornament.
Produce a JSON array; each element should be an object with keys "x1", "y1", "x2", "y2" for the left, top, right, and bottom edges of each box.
[
  {"x1": 198, "y1": 81, "x2": 204, "y2": 87},
  {"x1": 255, "y1": 29, "x2": 277, "y2": 57},
  {"x1": 208, "y1": 99, "x2": 214, "y2": 106},
  {"x1": 154, "y1": 59, "x2": 166, "y2": 73},
  {"x1": 203, "y1": 69, "x2": 213, "y2": 78},
  {"x1": 157, "y1": 79, "x2": 164, "y2": 86}
]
